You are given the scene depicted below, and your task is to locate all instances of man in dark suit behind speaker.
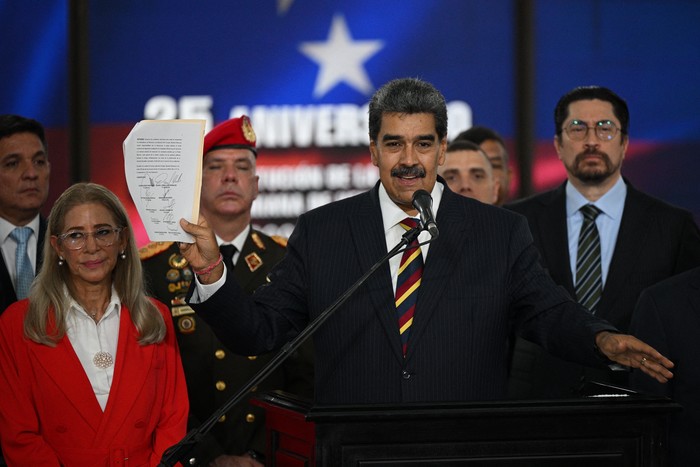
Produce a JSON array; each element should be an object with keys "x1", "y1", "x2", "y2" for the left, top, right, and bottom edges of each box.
[
  {"x1": 506, "y1": 86, "x2": 700, "y2": 399},
  {"x1": 179, "y1": 78, "x2": 674, "y2": 406},
  {"x1": 0, "y1": 114, "x2": 50, "y2": 314},
  {"x1": 0, "y1": 115, "x2": 51, "y2": 466},
  {"x1": 630, "y1": 269, "x2": 700, "y2": 467}
]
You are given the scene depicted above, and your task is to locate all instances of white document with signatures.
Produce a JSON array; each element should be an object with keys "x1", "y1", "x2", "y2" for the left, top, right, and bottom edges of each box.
[{"x1": 123, "y1": 119, "x2": 205, "y2": 243}]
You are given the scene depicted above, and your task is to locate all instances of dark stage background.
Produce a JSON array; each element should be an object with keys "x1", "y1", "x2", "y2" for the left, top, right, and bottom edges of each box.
[{"x1": 3, "y1": 0, "x2": 699, "y2": 246}]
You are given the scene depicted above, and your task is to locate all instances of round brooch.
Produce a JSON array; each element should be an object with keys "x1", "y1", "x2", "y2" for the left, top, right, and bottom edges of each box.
[{"x1": 93, "y1": 351, "x2": 114, "y2": 369}]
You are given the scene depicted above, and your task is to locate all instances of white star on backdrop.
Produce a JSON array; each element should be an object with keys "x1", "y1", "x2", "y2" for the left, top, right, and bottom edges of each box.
[
  {"x1": 277, "y1": 0, "x2": 294, "y2": 15},
  {"x1": 299, "y1": 14, "x2": 384, "y2": 98}
]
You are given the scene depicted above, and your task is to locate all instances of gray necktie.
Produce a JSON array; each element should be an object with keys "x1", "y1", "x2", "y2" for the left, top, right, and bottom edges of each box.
[
  {"x1": 9, "y1": 227, "x2": 34, "y2": 299},
  {"x1": 575, "y1": 205, "x2": 602, "y2": 313}
]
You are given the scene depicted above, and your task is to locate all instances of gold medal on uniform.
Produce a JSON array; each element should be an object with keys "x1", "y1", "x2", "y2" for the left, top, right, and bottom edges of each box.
[
  {"x1": 171, "y1": 295, "x2": 187, "y2": 307},
  {"x1": 182, "y1": 268, "x2": 193, "y2": 281},
  {"x1": 168, "y1": 253, "x2": 188, "y2": 269},
  {"x1": 178, "y1": 315, "x2": 196, "y2": 333}
]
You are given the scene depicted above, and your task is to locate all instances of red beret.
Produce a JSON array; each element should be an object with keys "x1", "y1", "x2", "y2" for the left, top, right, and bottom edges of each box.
[{"x1": 203, "y1": 115, "x2": 257, "y2": 158}]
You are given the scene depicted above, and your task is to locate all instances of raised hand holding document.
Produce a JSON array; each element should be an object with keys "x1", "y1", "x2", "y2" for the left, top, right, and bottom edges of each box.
[{"x1": 123, "y1": 119, "x2": 205, "y2": 242}]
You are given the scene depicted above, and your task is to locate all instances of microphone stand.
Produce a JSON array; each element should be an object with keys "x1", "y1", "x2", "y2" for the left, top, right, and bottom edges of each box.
[{"x1": 159, "y1": 225, "x2": 430, "y2": 466}]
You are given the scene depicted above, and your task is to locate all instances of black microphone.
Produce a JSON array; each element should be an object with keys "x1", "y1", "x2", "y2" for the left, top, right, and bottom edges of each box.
[{"x1": 412, "y1": 190, "x2": 439, "y2": 239}]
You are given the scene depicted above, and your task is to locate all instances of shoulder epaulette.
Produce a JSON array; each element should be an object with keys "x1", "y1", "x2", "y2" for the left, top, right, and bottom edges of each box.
[
  {"x1": 251, "y1": 232, "x2": 266, "y2": 250},
  {"x1": 271, "y1": 235, "x2": 288, "y2": 248},
  {"x1": 138, "y1": 241, "x2": 174, "y2": 260}
]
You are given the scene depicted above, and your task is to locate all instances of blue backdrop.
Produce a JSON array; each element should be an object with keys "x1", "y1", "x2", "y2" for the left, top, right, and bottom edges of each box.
[{"x1": 3, "y1": 0, "x2": 700, "y2": 241}]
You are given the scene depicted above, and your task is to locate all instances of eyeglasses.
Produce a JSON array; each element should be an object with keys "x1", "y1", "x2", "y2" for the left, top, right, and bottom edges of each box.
[
  {"x1": 56, "y1": 227, "x2": 123, "y2": 250},
  {"x1": 563, "y1": 120, "x2": 621, "y2": 142}
]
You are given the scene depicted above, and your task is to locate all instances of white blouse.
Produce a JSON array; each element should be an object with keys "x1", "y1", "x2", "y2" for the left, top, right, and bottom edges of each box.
[{"x1": 65, "y1": 287, "x2": 121, "y2": 411}]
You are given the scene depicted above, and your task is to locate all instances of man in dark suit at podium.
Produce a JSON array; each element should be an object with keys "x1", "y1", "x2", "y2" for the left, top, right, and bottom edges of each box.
[
  {"x1": 506, "y1": 86, "x2": 700, "y2": 399},
  {"x1": 179, "y1": 78, "x2": 674, "y2": 406},
  {"x1": 0, "y1": 115, "x2": 50, "y2": 313}
]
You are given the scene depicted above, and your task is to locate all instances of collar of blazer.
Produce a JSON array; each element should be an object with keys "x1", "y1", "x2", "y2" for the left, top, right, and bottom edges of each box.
[{"x1": 28, "y1": 304, "x2": 156, "y2": 434}]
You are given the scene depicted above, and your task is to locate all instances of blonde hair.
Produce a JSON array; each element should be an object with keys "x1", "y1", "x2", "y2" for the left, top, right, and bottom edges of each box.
[{"x1": 24, "y1": 182, "x2": 165, "y2": 346}]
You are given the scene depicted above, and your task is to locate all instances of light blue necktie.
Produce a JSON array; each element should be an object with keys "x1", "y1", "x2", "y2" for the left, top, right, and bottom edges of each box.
[{"x1": 9, "y1": 227, "x2": 34, "y2": 299}]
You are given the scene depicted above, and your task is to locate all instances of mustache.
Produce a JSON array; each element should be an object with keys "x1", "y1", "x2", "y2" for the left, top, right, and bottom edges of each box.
[
  {"x1": 576, "y1": 148, "x2": 608, "y2": 159},
  {"x1": 391, "y1": 166, "x2": 426, "y2": 178}
]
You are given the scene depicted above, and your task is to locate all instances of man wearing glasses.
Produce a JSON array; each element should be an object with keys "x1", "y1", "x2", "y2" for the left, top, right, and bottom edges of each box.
[{"x1": 506, "y1": 86, "x2": 700, "y2": 399}]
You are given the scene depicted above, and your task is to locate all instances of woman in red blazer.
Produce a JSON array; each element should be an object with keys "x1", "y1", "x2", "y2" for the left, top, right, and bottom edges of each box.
[{"x1": 0, "y1": 183, "x2": 188, "y2": 466}]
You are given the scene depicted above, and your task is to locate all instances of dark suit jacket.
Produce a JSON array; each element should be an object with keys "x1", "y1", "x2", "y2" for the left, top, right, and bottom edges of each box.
[
  {"x1": 142, "y1": 230, "x2": 313, "y2": 463},
  {"x1": 189, "y1": 181, "x2": 616, "y2": 405},
  {"x1": 0, "y1": 218, "x2": 47, "y2": 313},
  {"x1": 629, "y1": 268, "x2": 700, "y2": 467},
  {"x1": 506, "y1": 180, "x2": 700, "y2": 398}
]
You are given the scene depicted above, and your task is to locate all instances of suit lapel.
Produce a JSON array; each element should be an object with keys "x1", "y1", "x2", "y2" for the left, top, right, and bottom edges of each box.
[
  {"x1": 349, "y1": 186, "x2": 404, "y2": 361},
  {"x1": 404, "y1": 189, "x2": 470, "y2": 361},
  {"x1": 687, "y1": 269, "x2": 700, "y2": 323},
  {"x1": 30, "y1": 329, "x2": 103, "y2": 430},
  {"x1": 598, "y1": 185, "x2": 650, "y2": 318},
  {"x1": 0, "y1": 255, "x2": 17, "y2": 311},
  {"x1": 535, "y1": 184, "x2": 574, "y2": 294},
  {"x1": 95, "y1": 305, "x2": 154, "y2": 443}
]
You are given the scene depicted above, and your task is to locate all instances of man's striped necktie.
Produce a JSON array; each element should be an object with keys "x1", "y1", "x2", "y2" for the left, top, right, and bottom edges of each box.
[
  {"x1": 395, "y1": 218, "x2": 423, "y2": 356},
  {"x1": 575, "y1": 204, "x2": 603, "y2": 313}
]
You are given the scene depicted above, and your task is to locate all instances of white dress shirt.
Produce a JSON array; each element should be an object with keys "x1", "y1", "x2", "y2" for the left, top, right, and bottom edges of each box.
[
  {"x1": 566, "y1": 176, "x2": 626, "y2": 286},
  {"x1": 0, "y1": 214, "x2": 41, "y2": 290},
  {"x1": 378, "y1": 183, "x2": 442, "y2": 291},
  {"x1": 65, "y1": 287, "x2": 121, "y2": 411}
]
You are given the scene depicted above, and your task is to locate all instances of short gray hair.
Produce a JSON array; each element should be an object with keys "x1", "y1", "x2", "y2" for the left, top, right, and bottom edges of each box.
[{"x1": 368, "y1": 78, "x2": 447, "y2": 142}]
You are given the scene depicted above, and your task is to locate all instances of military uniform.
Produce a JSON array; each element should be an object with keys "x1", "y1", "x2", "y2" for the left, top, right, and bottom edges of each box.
[{"x1": 140, "y1": 229, "x2": 314, "y2": 464}]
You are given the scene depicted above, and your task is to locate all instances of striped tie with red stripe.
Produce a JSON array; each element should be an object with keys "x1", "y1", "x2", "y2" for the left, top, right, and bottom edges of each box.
[{"x1": 395, "y1": 218, "x2": 423, "y2": 356}]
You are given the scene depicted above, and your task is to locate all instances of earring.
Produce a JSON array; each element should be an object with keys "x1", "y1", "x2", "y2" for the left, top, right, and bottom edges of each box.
[
  {"x1": 120, "y1": 251, "x2": 127, "y2": 260},
  {"x1": 58, "y1": 257, "x2": 65, "y2": 266}
]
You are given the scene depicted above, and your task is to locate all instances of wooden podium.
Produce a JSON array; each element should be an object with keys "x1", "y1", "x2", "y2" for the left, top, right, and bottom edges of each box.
[{"x1": 251, "y1": 386, "x2": 678, "y2": 466}]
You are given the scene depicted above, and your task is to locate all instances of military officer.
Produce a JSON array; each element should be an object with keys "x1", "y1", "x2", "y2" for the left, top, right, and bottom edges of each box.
[{"x1": 141, "y1": 116, "x2": 313, "y2": 466}]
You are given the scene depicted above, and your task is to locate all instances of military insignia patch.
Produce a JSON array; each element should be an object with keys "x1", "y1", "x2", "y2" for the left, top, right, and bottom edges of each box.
[
  {"x1": 271, "y1": 235, "x2": 288, "y2": 248},
  {"x1": 182, "y1": 268, "x2": 193, "y2": 281},
  {"x1": 168, "y1": 253, "x2": 188, "y2": 269},
  {"x1": 177, "y1": 316, "x2": 196, "y2": 333},
  {"x1": 171, "y1": 305, "x2": 195, "y2": 317},
  {"x1": 245, "y1": 252, "x2": 263, "y2": 272},
  {"x1": 171, "y1": 295, "x2": 187, "y2": 307},
  {"x1": 242, "y1": 115, "x2": 256, "y2": 144},
  {"x1": 251, "y1": 232, "x2": 265, "y2": 250},
  {"x1": 168, "y1": 281, "x2": 190, "y2": 293}
]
